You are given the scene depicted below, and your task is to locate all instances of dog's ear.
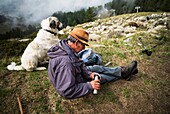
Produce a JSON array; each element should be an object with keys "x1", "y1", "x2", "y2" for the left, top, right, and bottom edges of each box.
[{"x1": 49, "y1": 17, "x2": 52, "y2": 22}]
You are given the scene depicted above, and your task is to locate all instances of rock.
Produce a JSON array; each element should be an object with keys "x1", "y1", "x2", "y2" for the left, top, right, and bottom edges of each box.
[
  {"x1": 89, "y1": 33, "x2": 101, "y2": 42},
  {"x1": 125, "y1": 33, "x2": 135, "y2": 38},
  {"x1": 134, "y1": 16, "x2": 147, "y2": 22},
  {"x1": 58, "y1": 30, "x2": 64, "y2": 35},
  {"x1": 154, "y1": 25, "x2": 167, "y2": 31},
  {"x1": 124, "y1": 38, "x2": 131, "y2": 43},
  {"x1": 124, "y1": 26, "x2": 136, "y2": 33},
  {"x1": 153, "y1": 18, "x2": 165, "y2": 27},
  {"x1": 128, "y1": 22, "x2": 139, "y2": 27}
]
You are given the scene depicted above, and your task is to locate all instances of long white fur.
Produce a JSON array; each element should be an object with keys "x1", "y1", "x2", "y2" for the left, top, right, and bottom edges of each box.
[{"x1": 7, "y1": 17, "x2": 62, "y2": 71}]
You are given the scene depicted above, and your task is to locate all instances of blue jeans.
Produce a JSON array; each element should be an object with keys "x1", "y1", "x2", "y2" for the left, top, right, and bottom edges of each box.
[{"x1": 87, "y1": 65, "x2": 121, "y2": 84}]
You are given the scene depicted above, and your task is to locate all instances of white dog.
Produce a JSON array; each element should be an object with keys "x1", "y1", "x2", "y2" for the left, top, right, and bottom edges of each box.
[{"x1": 7, "y1": 16, "x2": 62, "y2": 71}]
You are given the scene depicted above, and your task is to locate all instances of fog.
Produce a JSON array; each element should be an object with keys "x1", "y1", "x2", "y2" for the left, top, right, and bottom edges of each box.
[{"x1": 0, "y1": 0, "x2": 112, "y2": 24}]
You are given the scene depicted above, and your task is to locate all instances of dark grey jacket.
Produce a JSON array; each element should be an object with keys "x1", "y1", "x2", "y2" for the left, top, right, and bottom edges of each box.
[{"x1": 47, "y1": 40, "x2": 93, "y2": 99}]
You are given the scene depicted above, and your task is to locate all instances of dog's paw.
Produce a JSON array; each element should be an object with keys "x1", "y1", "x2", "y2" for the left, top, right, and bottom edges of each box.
[
  {"x1": 14, "y1": 65, "x2": 24, "y2": 71},
  {"x1": 7, "y1": 62, "x2": 16, "y2": 70}
]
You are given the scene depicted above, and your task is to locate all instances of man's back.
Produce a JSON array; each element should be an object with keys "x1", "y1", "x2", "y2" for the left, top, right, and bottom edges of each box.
[{"x1": 47, "y1": 39, "x2": 93, "y2": 99}]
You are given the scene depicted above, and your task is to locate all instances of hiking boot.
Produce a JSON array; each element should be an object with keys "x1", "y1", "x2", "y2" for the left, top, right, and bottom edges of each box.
[
  {"x1": 121, "y1": 66, "x2": 138, "y2": 75},
  {"x1": 121, "y1": 60, "x2": 138, "y2": 81},
  {"x1": 121, "y1": 67, "x2": 138, "y2": 75},
  {"x1": 133, "y1": 68, "x2": 138, "y2": 75}
]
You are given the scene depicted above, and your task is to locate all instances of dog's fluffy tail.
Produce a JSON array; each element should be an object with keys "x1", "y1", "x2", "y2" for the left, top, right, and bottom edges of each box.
[{"x1": 7, "y1": 62, "x2": 24, "y2": 71}]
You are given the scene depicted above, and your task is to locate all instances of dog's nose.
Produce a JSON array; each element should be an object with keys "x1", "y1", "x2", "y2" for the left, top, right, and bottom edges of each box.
[{"x1": 57, "y1": 22, "x2": 63, "y2": 30}]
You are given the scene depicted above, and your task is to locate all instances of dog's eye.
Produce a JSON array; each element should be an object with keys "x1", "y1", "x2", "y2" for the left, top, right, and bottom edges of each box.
[
  {"x1": 50, "y1": 20, "x2": 57, "y2": 29},
  {"x1": 57, "y1": 22, "x2": 60, "y2": 26}
]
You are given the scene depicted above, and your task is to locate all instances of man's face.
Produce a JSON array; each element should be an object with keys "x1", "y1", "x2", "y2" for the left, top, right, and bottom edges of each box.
[{"x1": 74, "y1": 40, "x2": 85, "y2": 53}]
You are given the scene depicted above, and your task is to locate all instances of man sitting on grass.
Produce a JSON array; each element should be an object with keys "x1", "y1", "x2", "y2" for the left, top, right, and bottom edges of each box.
[{"x1": 47, "y1": 28, "x2": 138, "y2": 99}]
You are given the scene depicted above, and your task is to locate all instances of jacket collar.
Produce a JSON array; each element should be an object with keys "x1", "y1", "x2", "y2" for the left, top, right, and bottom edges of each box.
[{"x1": 60, "y1": 40, "x2": 83, "y2": 66}]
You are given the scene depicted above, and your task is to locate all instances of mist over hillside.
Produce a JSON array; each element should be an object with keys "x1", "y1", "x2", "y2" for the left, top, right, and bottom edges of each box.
[{"x1": 0, "y1": 0, "x2": 112, "y2": 25}]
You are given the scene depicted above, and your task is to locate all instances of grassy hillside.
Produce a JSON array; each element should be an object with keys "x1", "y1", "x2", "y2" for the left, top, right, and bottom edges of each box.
[{"x1": 0, "y1": 12, "x2": 170, "y2": 114}]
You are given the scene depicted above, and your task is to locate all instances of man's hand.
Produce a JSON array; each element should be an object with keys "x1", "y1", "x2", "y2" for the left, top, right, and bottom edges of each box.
[
  {"x1": 90, "y1": 72, "x2": 101, "y2": 79},
  {"x1": 90, "y1": 79, "x2": 100, "y2": 90}
]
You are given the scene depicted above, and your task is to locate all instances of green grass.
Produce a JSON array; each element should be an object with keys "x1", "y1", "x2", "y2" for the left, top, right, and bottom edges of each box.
[
  {"x1": 120, "y1": 88, "x2": 130, "y2": 98},
  {"x1": 55, "y1": 97, "x2": 64, "y2": 113}
]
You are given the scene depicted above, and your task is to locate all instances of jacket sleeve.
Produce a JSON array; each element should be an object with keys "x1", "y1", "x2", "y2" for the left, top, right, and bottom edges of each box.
[
  {"x1": 81, "y1": 63, "x2": 92, "y2": 79},
  {"x1": 54, "y1": 61, "x2": 93, "y2": 99}
]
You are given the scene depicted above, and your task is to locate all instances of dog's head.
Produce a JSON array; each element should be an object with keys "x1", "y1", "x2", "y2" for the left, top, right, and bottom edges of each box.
[{"x1": 41, "y1": 16, "x2": 63, "y2": 32}]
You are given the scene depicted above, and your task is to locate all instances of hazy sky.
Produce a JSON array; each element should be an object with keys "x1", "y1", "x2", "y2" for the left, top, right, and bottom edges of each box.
[{"x1": 0, "y1": 0, "x2": 112, "y2": 24}]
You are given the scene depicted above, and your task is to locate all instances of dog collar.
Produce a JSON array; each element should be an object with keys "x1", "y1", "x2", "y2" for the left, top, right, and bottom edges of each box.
[{"x1": 44, "y1": 29, "x2": 57, "y2": 36}]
